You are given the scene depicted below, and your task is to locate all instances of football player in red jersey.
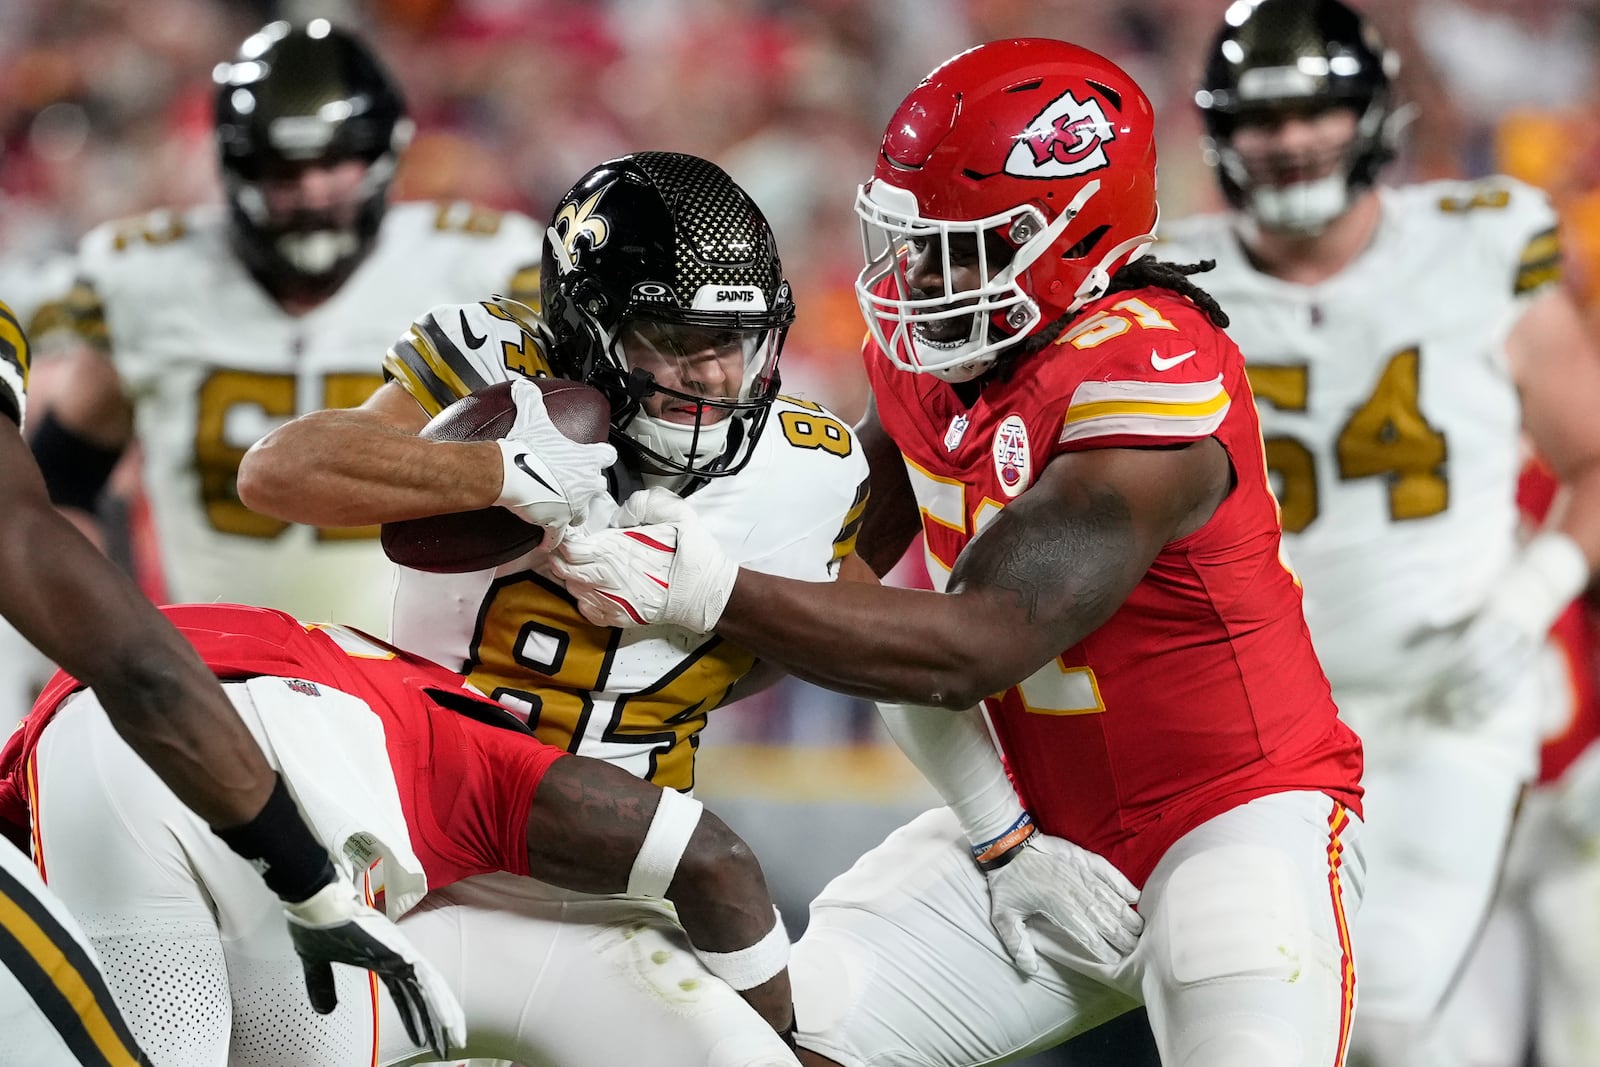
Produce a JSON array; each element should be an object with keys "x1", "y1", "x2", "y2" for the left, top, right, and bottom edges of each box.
[
  {"x1": 0, "y1": 602, "x2": 799, "y2": 1066},
  {"x1": 0, "y1": 301, "x2": 458, "y2": 1063},
  {"x1": 551, "y1": 39, "x2": 1366, "y2": 1066}
]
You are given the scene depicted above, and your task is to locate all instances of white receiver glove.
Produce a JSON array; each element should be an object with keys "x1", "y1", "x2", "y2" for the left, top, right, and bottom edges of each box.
[
  {"x1": 1432, "y1": 531, "x2": 1589, "y2": 727},
  {"x1": 550, "y1": 488, "x2": 738, "y2": 632},
  {"x1": 493, "y1": 376, "x2": 617, "y2": 545},
  {"x1": 284, "y1": 877, "x2": 466, "y2": 1058},
  {"x1": 982, "y1": 824, "x2": 1143, "y2": 973},
  {"x1": 874, "y1": 701, "x2": 1142, "y2": 973}
]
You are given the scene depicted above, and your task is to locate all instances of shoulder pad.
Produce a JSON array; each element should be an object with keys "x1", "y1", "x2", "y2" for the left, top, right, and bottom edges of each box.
[
  {"x1": 1055, "y1": 297, "x2": 1231, "y2": 449},
  {"x1": 81, "y1": 209, "x2": 194, "y2": 265},
  {"x1": 0, "y1": 300, "x2": 28, "y2": 426},
  {"x1": 383, "y1": 298, "x2": 553, "y2": 417},
  {"x1": 1152, "y1": 213, "x2": 1232, "y2": 260},
  {"x1": 1422, "y1": 177, "x2": 1562, "y2": 297}
]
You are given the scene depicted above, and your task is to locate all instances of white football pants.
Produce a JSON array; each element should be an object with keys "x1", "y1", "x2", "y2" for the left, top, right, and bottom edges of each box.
[
  {"x1": 31, "y1": 682, "x2": 796, "y2": 1066},
  {"x1": 791, "y1": 790, "x2": 1364, "y2": 1067}
]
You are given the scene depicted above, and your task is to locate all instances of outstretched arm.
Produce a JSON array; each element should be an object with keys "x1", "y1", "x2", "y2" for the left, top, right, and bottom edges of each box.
[
  {"x1": 239, "y1": 380, "x2": 506, "y2": 526},
  {"x1": 525, "y1": 756, "x2": 794, "y2": 1038},
  {"x1": 4, "y1": 419, "x2": 467, "y2": 1052},
  {"x1": 0, "y1": 421, "x2": 273, "y2": 827},
  {"x1": 556, "y1": 439, "x2": 1230, "y2": 707},
  {"x1": 720, "y1": 440, "x2": 1230, "y2": 707}
]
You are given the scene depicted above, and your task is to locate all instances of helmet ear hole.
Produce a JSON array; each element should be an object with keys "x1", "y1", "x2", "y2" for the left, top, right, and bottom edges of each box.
[{"x1": 1062, "y1": 224, "x2": 1111, "y2": 262}]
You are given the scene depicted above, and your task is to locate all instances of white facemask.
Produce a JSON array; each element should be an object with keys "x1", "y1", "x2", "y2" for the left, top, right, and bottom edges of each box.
[
  {"x1": 274, "y1": 230, "x2": 359, "y2": 274},
  {"x1": 625, "y1": 411, "x2": 734, "y2": 475},
  {"x1": 1245, "y1": 174, "x2": 1351, "y2": 235}
]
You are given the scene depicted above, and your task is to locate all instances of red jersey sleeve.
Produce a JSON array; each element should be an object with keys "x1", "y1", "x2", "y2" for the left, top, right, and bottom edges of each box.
[{"x1": 1053, "y1": 296, "x2": 1232, "y2": 453}]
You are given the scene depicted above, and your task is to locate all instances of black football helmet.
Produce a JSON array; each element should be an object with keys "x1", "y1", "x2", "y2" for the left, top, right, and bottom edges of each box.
[
  {"x1": 540, "y1": 152, "x2": 794, "y2": 481},
  {"x1": 213, "y1": 20, "x2": 412, "y2": 300},
  {"x1": 1196, "y1": 0, "x2": 1400, "y2": 234}
]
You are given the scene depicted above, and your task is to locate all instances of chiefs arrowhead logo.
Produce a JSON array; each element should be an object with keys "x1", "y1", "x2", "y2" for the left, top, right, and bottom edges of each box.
[{"x1": 1006, "y1": 91, "x2": 1115, "y2": 179}]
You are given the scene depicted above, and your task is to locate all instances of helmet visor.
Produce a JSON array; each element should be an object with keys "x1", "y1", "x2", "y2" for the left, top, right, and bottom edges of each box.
[
  {"x1": 611, "y1": 315, "x2": 784, "y2": 476},
  {"x1": 1227, "y1": 103, "x2": 1360, "y2": 188}
]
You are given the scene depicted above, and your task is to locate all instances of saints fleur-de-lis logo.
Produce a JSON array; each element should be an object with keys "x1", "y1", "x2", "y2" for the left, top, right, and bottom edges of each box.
[{"x1": 549, "y1": 184, "x2": 613, "y2": 272}]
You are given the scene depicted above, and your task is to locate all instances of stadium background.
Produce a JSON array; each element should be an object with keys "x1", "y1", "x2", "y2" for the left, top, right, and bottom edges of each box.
[{"x1": 2, "y1": 0, "x2": 1598, "y2": 1062}]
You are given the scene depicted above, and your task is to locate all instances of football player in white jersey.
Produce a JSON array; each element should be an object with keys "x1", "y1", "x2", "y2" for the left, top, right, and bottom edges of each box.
[
  {"x1": 0, "y1": 299, "x2": 461, "y2": 1065},
  {"x1": 238, "y1": 151, "x2": 866, "y2": 1057},
  {"x1": 241, "y1": 151, "x2": 870, "y2": 793},
  {"x1": 31, "y1": 19, "x2": 540, "y2": 637},
  {"x1": 1159, "y1": 2, "x2": 1600, "y2": 1063}
]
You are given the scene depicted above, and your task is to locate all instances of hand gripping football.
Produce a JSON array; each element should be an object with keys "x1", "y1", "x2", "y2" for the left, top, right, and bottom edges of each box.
[{"x1": 380, "y1": 378, "x2": 612, "y2": 573}]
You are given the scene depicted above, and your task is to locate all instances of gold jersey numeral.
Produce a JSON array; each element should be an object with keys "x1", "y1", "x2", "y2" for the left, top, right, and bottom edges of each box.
[
  {"x1": 1245, "y1": 346, "x2": 1448, "y2": 535},
  {"x1": 193, "y1": 370, "x2": 386, "y2": 539},
  {"x1": 778, "y1": 409, "x2": 852, "y2": 456},
  {"x1": 1335, "y1": 347, "x2": 1448, "y2": 521},
  {"x1": 467, "y1": 572, "x2": 752, "y2": 790},
  {"x1": 1244, "y1": 364, "x2": 1317, "y2": 533}
]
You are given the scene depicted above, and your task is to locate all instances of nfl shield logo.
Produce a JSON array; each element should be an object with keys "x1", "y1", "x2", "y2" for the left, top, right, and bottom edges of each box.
[
  {"x1": 945, "y1": 413, "x2": 970, "y2": 452},
  {"x1": 993, "y1": 414, "x2": 1032, "y2": 497}
]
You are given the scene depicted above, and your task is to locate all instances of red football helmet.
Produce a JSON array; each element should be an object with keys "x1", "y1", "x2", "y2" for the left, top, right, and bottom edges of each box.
[{"x1": 856, "y1": 38, "x2": 1159, "y2": 381}]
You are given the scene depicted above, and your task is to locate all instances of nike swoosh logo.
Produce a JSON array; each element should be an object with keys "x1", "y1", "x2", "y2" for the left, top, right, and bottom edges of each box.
[
  {"x1": 460, "y1": 310, "x2": 489, "y2": 350},
  {"x1": 513, "y1": 453, "x2": 557, "y2": 494},
  {"x1": 1150, "y1": 348, "x2": 1196, "y2": 371}
]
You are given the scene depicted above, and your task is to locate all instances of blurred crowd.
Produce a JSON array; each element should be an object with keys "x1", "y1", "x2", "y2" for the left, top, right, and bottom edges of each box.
[{"x1": 3, "y1": 0, "x2": 1600, "y2": 742}]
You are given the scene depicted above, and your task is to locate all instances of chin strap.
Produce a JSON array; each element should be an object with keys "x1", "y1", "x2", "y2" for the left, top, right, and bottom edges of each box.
[{"x1": 1070, "y1": 205, "x2": 1160, "y2": 312}]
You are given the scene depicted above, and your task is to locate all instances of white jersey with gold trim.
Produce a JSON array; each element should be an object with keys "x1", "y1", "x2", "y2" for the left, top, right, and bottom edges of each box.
[
  {"x1": 1161, "y1": 177, "x2": 1560, "y2": 693},
  {"x1": 68, "y1": 201, "x2": 540, "y2": 635},
  {"x1": 0, "y1": 299, "x2": 28, "y2": 429},
  {"x1": 386, "y1": 299, "x2": 870, "y2": 789}
]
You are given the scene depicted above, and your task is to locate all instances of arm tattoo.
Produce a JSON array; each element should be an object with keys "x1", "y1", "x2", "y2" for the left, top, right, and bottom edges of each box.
[{"x1": 949, "y1": 483, "x2": 1135, "y2": 630}]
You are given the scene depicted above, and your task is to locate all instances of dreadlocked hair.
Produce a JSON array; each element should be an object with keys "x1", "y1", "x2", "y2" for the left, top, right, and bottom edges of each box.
[
  {"x1": 1105, "y1": 257, "x2": 1229, "y2": 328},
  {"x1": 989, "y1": 258, "x2": 1228, "y2": 383}
]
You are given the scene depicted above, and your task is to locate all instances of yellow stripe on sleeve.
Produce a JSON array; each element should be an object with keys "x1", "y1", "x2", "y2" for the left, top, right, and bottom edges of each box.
[
  {"x1": 1063, "y1": 389, "x2": 1229, "y2": 425},
  {"x1": 381, "y1": 344, "x2": 448, "y2": 418},
  {"x1": 830, "y1": 479, "x2": 871, "y2": 564},
  {"x1": 1515, "y1": 226, "x2": 1563, "y2": 295},
  {"x1": 406, "y1": 324, "x2": 476, "y2": 401}
]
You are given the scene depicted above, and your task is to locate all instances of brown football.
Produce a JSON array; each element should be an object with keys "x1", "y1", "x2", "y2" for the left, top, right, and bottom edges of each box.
[{"x1": 380, "y1": 377, "x2": 612, "y2": 573}]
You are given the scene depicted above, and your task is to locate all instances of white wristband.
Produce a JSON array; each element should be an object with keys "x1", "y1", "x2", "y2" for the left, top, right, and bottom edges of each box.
[
  {"x1": 876, "y1": 702, "x2": 1023, "y2": 846},
  {"x1": 627, "y1": 788, "x2": 703, "y2": 898},
  {"x1": 694, "y1": 906, "x2": 790, "y2": 991}
]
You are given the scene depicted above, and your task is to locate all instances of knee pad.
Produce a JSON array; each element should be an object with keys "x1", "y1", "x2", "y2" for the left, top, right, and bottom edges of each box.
[
  {"x1": 790, "y1": 931, "x2": 871, "y2": 1042},
  {"x1": 1161, "y1": 845, "x2": 1311, "y2": 987}
]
